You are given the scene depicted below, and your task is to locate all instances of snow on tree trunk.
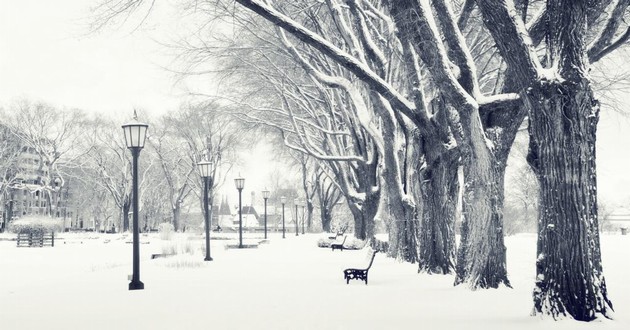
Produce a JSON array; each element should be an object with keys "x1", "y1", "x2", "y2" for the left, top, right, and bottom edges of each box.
[
  {"x1": 526, "y1": 78, "x2": 612, "y2": 320},
  {"x1": 454, "y1": 109, "x2": 510, "y2": 289},
  {"x1": 377, "y1": 103, "x2": 418, "y2": 263},
  {"x1": 387, "y1": 199, "x2": 418, "y2": 263}
]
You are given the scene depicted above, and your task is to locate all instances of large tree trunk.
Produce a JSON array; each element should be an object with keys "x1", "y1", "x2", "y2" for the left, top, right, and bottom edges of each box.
[
  {"x1": 122, "y1": 199, "x2": 130, "y2": 232},
  {"x1": 306, "y1": 201, "x2": 313, "y2": 232},
  {"x1": 172, "y1": 205, "x2": 181, "y2": 232},
  {"x1": 418, "y1": 138, "x2": 459, "y2": 274},
  {"x1": 415, "y1": 99, "x2": 459, "y2": 274},
  {"x1": 454, "y1": 108, "x2": 510, "y2": 289},
  {"x1": 526, "y1": 78, "x2": 612, "y2": 320},
  {"x1": 316, "y1": 175, "x2": 339, "y2": 233},
  {"x1": 321, "y1": 207, "x2": 332, "y2": 232},
  {"x1": 377, "y1": 101, "x2": 418, "y2": 263},
  {"x1": 348, "y1": 191, "x2": 379, "y2": 240}
]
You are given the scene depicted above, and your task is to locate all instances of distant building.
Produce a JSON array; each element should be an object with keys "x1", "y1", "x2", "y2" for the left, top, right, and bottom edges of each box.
[
  {"x1": 231, "y1": 205, "x2": 260, "y2": 228},
  {"x1": 217, "y1": 196, "x2": 233, "y2": 229},
  {"x1": 1, "y1": 124, "x2": 72, "y2": 229}
]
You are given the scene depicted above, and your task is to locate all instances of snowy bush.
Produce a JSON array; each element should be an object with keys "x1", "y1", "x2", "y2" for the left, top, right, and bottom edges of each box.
[
  {"x1": 158, "y1": 222, "x2": 174, "y2": 240},
  {"x1": 164, "y1": 255, "x2": 204, "y2": 269},
  {"x1": 8, "y1": 216, "x2": 64, "y2": 234},
  {"x1": 317, "y1": 235, "x2": 366, "y2": 250},
  {"x1": 160, "y1": 236, "x2": 195, "y2": 256}
]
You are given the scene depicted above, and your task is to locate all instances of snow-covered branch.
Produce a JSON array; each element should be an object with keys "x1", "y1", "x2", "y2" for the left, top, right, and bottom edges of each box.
[
  {"x1": 233, "y1": 0, "x2": 416, "y2": 115},
  {"x1": 474, "y1": 0, "x2": 542, "y2": 86}
]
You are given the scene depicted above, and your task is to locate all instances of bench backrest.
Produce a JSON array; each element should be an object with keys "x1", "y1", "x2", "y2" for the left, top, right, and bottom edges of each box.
[{"x1": 364, "y1": 248, "x2": 377, "y2": 270}]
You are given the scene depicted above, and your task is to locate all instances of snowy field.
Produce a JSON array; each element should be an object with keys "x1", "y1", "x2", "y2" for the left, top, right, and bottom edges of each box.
[{"x1": 0, "y1": 232, "x2": 628, "y2": 330}]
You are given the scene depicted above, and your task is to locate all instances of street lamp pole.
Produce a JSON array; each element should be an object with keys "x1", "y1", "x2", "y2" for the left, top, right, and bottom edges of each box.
[
  {"x1": 122, "y1": 116, "x2": 148, "y2": 291},
  {"x1": 234, "y1": 175, "x2": 245, "y2": 248},
  {"x1": 262, "y1": 189, "x2": 270, "y2": 240},
  {"x1": 294, "y1": 199, "x2": 299, "y2": 237},
  {"x1": 198, "y1": 160, "x2": 213, "y2": 261},
  {"x1": 281, "y1": 196, "x2": 286, "y2": 238}
]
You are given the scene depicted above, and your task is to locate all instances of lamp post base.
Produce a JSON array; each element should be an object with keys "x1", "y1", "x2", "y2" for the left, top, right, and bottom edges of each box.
[
  {"x1": 129, "y1": 280, "x2": 144, "y2": 290},
  {"x1": 204, "y1": 256, "x2": 214, "y2": 261}
]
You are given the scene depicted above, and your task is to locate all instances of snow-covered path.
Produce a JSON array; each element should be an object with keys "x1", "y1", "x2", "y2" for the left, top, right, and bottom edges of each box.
[{"x1": 0, "y1": 232, "x2": 628, "y2": 329}]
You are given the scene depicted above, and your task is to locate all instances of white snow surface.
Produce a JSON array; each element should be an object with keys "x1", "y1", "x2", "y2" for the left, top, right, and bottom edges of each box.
[{"x1": 0, "y1": 232, "x2": 628, "y2": 329}]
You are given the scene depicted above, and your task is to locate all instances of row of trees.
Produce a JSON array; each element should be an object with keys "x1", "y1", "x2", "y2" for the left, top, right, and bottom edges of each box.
[
  {"x1": 0, "y1": 99, "x2": 353, "y2": 235},
  {"x1": 90, "y1": 0, "x2": 630, "y2": 321},
  {"x1": 0, "y1": 101, "x2": 244, "y2": 232}
]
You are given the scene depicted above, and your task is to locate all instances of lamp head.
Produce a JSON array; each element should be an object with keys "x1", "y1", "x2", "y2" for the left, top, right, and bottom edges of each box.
[
  {"x1": 197, "y1": 160, "x2": 213, "y2": 178},
  {"x1": 234, "y1": 175, "x2": 245, "y2": 190},
  {"x1": 121, "y1": 118, "x2": 149, "y2": 149}
]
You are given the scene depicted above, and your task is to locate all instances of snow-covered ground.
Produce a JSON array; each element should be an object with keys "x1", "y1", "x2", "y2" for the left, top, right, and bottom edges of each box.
[{"x1": 0, "y1": 232, "x2": 628, "y2": 330}]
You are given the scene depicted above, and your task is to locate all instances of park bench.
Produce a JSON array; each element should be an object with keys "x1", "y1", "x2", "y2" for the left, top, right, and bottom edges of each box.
[
  {"x1": 42, "y1": 232, "x2": 55, "y2": 247},
  {"x1": 343, "y1": 248, "x2": 377, "y2": 285},
  {"x1": 16, "y1": 232, "x2": 54, "y2": 247},
  {"x1": 328, "y1": 225, "x2": 348, "y2": 240},
  {"x1": 331, "y1": 236, "x2": 347, "y2": 251}
]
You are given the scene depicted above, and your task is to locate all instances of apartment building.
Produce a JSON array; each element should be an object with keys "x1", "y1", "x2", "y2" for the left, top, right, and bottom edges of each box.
[{"x1": 1, "y1": 124, "x2": 73, "y2": 229}]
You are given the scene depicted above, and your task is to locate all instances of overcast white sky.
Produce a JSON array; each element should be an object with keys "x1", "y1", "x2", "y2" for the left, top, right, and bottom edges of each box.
[
  {"x1": 0, "y1": 0, "x2": 185, "y2": 116},
  {"x1": 0, "y1": 0, "x2": 282, "y2": 200},
  {"x1": 1, "y1": 0, "x2": 630, "y2": 207}
]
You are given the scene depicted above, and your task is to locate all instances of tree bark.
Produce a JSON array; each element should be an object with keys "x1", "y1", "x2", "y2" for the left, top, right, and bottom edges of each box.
[
  {"x1": 418, "y1": 134, "x2": 459, "y2": 274},
  {"x1": 411, "y1": 98, "x2": 460, "y2": 275},
  {"x1": 348, "y1": 191, "x2": 379, "y2": 240},
  {"x1": 172, "y1": 205, "x2": 181, "y2": 232},
  {"x1": 526, "y1": 78, "x2": 612, "y2": 320},
  {"x1": 376, "y1": 99, "x2": 419, "y2": 263},
  {"x1": 306, "y1": 201, "x2": 314, "y2": 231},
  {"x1": 454, "y1": 107, "x2": 510, "y2": 289},
  {"x1": 321, "y1": 207, "x2": 332, "y2": 232},
  {"x1": 122, "y1": 199, "x2": 130, "y2": 232}
]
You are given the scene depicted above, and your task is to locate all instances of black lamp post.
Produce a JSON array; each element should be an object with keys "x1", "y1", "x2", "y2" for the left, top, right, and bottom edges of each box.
[
  {"x1": 262, "y1": 189, "x2": 270, "y2": 240},
  {"x1": 294, "y1": 198, "x2": 299, "y2": 236},
  {"x1": 281, "y1": 196, "x2": 286, "y2": 238},
  {"x1": 198, "y1": 160, "x2": 213, "y2": 261},
  {"x1": 122, "y1": 117, "x2": 148, "y2": 291},
  {"x1": 235, "y1": 175, "x2": 245, "y2": 248}
]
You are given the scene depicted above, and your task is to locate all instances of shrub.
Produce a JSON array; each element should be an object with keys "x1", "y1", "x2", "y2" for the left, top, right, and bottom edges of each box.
[
  {"x1": 160, "y1": 236, "x2": 195, "y2": 256},
  {"x1": 8, "y1": 216, "x2": 64, "y2": 234},
  {"x1": 158, "y1": 222, "x2": 174, "y2": 240},
  {"x1": 317, "y1": 235, "x2": 366, "y2": 250},
  {"x1": 164, "y1": 255, "x2": 204, "y2": 269}
]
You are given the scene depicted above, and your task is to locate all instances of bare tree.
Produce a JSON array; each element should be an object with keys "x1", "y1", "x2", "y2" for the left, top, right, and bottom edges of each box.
[
  {"x1": 166, "y1": 103, "x2": 242, "y2": 230},
  {"x1": 312, "y1": 164, "x2": 343, "y2": 232},
  {"x1": 0, "y1": 122, "x2": 22, "y2": 231},
  {"x1": 3, "y1": 99, "x2": 87, "y2": 218},
  {"x1": 80, "y1": 114, "x2": 154, "y2": 232},
  {"x1": 147, "y1": 115, "x2": 196, "y2": 231}
]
